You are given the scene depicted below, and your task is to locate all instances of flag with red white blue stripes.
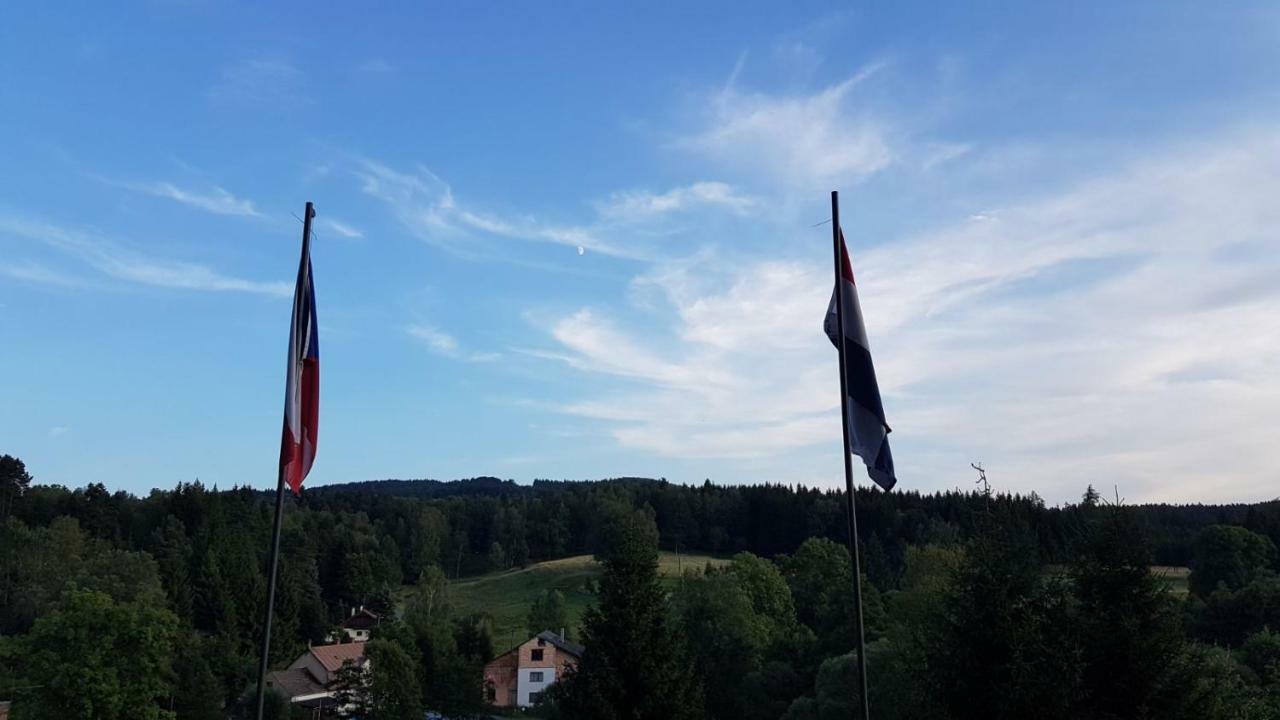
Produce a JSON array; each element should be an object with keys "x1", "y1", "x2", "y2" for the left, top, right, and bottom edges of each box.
[
  {"x1": 279, "y1": 216, "x2": 319, "y2": 495},
  {"x1": 825, "y1": 229, "x2": 896, "y2": 491}
]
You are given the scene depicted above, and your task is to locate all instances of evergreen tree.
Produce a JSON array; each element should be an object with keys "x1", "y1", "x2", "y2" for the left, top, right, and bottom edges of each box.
[
  {"x1": 192, "y1": 549, "x2": 234, "y2": 635},
  {"x1": 1081, "y1": 484, "x2": 1101, "y2": 508},
  {"x1": 1071, "y1": 501, "x2": 1185, "y2": 719},
  {"x1": 0, "y1": 454, "x2": 33, "y2": 521},
  {"x1": 171, "y1": 637, "x2": 225, "y2": 720},
  {"x1": 453, "y1": 612, "x2": 495, "y2": 664},
  {"x1": 151, "y1": 517, "x2": 194, "y2": 620},
  {"x1": 926, "y1": 517, "x2": 1082, "y2": 720},
  {"x1": 402, "y1": 568, "x2": 486, "y2": 715},
  {"x1": 551, "y1": 506, "x2": 704, "y2": 719}
]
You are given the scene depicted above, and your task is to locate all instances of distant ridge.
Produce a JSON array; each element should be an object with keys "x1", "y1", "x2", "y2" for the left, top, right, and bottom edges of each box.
[
  {"x1": 309, "y1": 476, "x2": 667, "y2": 498},
  {"x1": 310, "y1": 476, "x2": 521, "y2": 498},
  {"x1": 307, "y1": 476, "x2": 1280, "y2": 512}
]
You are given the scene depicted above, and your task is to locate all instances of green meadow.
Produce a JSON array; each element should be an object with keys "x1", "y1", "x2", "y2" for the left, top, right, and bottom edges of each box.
[{"x1": 450, "y1": 552, "x2": 729, "y2": 651}]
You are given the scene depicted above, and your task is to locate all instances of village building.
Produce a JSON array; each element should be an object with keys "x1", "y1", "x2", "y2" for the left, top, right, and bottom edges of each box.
[
  {"x1": 264, "y1": 641, "x2": 367, "y2": 717},
  {"x1": 483, "y1": 630, "x2": 583, "y2": 708},
  {"x1": 326, "y1": 606, "x2": 381, "y2": 643}
]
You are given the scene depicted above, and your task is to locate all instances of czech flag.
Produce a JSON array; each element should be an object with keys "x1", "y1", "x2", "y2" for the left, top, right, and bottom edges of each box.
[
  {"x1": 279, "y1": 208, "x2": 319, "y2": 495},
  {"x1": 825, "y1": 229, "x2": 896, "y2": 491}
]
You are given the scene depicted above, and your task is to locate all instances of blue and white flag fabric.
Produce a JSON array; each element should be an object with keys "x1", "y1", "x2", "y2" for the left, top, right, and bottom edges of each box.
[{"x1": 824, "y1": 229, "x2": 896, "y2": 490}]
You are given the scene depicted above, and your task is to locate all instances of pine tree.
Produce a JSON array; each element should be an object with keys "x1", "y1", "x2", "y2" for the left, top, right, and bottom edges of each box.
[
  {"x1": 1072, "y1": 501, "x2": 1185, "y2": 718},
  {"x1": 151, "y1": 517, "x2": 194, "y2": 620},
  {"x1": 0, "y1": 454, "x2": 32, "y2": 521},
  {"x1": 550, "y1": 506, "x2": 704, "y2": 719},
  {"x1": 926, "y1": 515, "x2": 1082, "y2": 720},
  {"x1": 172, "y1": 637, "x2": 224, "y2": 720},
  {"x1": 1082, "y1": 485, "x2": 1101, "y2": 508}
]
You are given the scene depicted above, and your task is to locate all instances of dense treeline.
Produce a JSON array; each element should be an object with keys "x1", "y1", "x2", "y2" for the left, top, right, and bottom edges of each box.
[
  {"x1": 4, "y1": 452, "x2": 1280, "y2": 718},
  {"x1": 546, "y1": 500, "x2": 1280, "y2": 719},
  {"x1": 313, "y1": 475, "x2": 1280, "y2": 574}
]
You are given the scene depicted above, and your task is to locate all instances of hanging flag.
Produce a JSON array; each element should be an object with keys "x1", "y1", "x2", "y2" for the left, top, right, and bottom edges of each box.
[
  {"x1": 825, "y1": 229, "x2": 896, "y2": 490},
  {"x1": 279, "y1": 209, "x2": 319, "y2": 495}
]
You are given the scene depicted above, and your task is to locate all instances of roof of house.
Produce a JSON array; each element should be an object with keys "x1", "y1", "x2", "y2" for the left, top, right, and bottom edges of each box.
[
  {"x1": 488, "y1": 630, "x2": 586, "y2": 664},
  {"x1": 343, "y1": 608, "x2": 380, "y2": 630},
  {"x1": 536, "y1": 630, "x2": 585, "y2": 657},
  {"x1": 309, "y1": 641, "x2": 368, "y2": 673},
  {"x1": 266, "y1": 668, "x2": 328, "y2": 699},
  {"x1": 484, "y1": 647, "x2": 519, "y2": 671}
]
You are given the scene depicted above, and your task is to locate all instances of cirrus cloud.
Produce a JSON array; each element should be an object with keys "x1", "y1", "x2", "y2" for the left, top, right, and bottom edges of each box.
[{"x1": 532, "y1": 131, "x2": 1280, "y2": 503}]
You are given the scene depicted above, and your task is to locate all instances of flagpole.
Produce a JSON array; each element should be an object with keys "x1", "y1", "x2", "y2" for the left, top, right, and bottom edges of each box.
[
  {"x1": 830, "y1": 190, "x2": 872, "y2": 720},
  {"x1": 255, "y1": 201, "x2": 315, "y2": 720}
]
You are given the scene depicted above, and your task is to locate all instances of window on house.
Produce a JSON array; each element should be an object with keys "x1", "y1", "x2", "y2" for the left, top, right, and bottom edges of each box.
[
  {"x1": 531, "y1": 649, "x2": 544, "y2": 661},
  {"x1": 529, "y1": 691, "x2": 543, "y2": 704},
  {"x1": 530, "y1": 671, "x2": 545, "y2": 683}
]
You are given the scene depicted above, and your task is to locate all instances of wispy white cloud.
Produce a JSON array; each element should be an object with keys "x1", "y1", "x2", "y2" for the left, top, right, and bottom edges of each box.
[
  {"x1": 723, "y1": 50, "x2": 748, "y2": 94},
  {"x1": 596, "y1": 182, "x2": 757, "y2": 223},
  {"x1": 356, "y1": 159, "x2": 763, "y2": 264},
  {"x1": 678, "y1": 65, "x2": 893, "y2": 190},
  {"x1": 319, "y1": 218, "x2": 364, "y2": 239},
  {"x1": 0, "y1": 260, "x2": 83, "y2": 287},
  {"x1": 93, "y1": 173, "x2": 261, "y2": 217},
  {"x1": 408, "y1": 324, "x2": 459, "y2": 354},
  {"x1": 140, "y1": 182, "x2": 260, "y2": 217},
  {"x1": 407, "y1": 324, "x2": 499, "y2": 362},
  {"x1": 48, "y1": 426, "x2": 69, "y2": 438},
  {"x1": 0, "y1": 215, "x2": 290, "y2": 297},
  {"x1": 355, "y1": 159, "x2": 635, "y2": 258},
  {"x1": 533, "y1": 131, "x2": 1280, "y2": 503},
  {"x1": 919, "y1": 141, "x2": 974, "y2": 171}
]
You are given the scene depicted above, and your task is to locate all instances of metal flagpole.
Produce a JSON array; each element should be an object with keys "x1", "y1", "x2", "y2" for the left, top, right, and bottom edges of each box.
[
  {"x1": 830, "y1": 191, "x2": 872, "y2": 720},
  {"x1": 255, "y1": 202, "x2": 315, "y2": 720}
]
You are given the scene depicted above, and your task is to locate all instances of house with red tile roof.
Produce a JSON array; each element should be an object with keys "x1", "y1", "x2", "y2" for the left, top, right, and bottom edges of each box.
[{"x1": 265, "y1": 641, "x2": 368, "y2": 714}]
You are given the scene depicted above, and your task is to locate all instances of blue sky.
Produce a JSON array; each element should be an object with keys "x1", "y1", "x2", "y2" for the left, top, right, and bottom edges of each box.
[{"x1": 3, "y1": 2, "x2": 1278, "y2": 504}]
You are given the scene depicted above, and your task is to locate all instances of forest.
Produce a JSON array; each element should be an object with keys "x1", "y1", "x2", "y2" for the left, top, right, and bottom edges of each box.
[{"x1": 3, "y1": 452, "x2": 1280, "y2": 718}]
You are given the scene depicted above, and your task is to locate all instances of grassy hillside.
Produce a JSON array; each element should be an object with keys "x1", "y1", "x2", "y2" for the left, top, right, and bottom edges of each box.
[
  {"x1": 450, "y1": 551, "x2": 729, "y2": 653},
  {"x1": 1151, "y1": 565, "x2": 1191, "y2": 594}
]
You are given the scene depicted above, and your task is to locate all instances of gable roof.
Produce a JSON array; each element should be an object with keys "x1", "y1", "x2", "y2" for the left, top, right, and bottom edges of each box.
[
  {"x1": 266, "y1": 668, "x2": 328, "y2": 699},
  {"x1": 343, "y1": 608, "x2": 381, "y2": 630},
  {"x1": 488, "y1": 631, "x2": 586, "y2": 663},
  {"x1": 309, "y1": 641, "x2": 368, "y2": 673},
  {"x1": 537, "y1": 630, "x2": 585, "y2": 657},
  {"x1": 484, "y1": 646, "x2": 519, "y2": 670}
]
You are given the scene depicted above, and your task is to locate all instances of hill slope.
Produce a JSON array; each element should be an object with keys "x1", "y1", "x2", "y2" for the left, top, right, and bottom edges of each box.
[{"x1": 449, "y1": 551, "x2": 728, "y2": 652}]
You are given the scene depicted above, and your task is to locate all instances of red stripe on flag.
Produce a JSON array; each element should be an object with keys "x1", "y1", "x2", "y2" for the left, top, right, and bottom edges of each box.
[
  {"x1": 294, "y1": 358, "x2": 319, "y2": 494},
  {"x1": 838, "y1": 229, "x2": 856, "y2": 284}
]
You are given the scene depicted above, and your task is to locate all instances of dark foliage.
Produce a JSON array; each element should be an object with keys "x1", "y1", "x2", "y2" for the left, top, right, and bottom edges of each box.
[{"x1": 5, "y1": 457, "x2": 1280, "y2": 718}]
